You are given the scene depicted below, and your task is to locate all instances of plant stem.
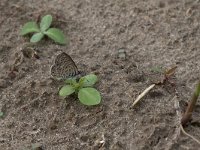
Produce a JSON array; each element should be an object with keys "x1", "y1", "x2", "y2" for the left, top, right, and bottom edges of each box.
[{"x1": 181, "y1": 80, "x2": 200, "y2": 126}]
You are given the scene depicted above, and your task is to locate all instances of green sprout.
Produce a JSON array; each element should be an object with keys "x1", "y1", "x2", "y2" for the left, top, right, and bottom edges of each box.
[
  {"x1": 20, "y1": 14, "x2": 66, "y2": 45},
  {"x1": 181, "y1": 80, "x2": 200, "y2": 125},
  {"x1": 150, "y1": 66, "x2": 163, "y2": 73},
  {"x1": 59, "y1": 74, "x2": 101, "y2": 106},
  {"x1": 0, "y1": 111, "x2": 4, "y2": 118}
]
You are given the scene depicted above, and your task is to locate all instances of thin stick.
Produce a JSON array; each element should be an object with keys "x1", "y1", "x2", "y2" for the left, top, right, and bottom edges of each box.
[
  {"x1": 180, "y1": 124, "x2": 200, "y2": 145},
  {"x1": 132, "y1": 84, "x2": 155, "y2": 107}
]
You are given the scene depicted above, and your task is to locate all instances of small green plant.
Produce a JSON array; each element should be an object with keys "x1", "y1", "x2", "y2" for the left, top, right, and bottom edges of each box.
[
  {"x1": 181, "y1": 80, "x2": 200, "y2": 125},
  {"x1": 0, "y1": 111, "x2": 4, "y2": 118},
  {"x1": 150, "y1": 66, "x2": 163, "y2": 73},
  {"x1": 20, "y1": 14, "x2": 66, "y2": 45},
  {"x1": 59, "y1": 74, "x2": 101, "y2": 106}
]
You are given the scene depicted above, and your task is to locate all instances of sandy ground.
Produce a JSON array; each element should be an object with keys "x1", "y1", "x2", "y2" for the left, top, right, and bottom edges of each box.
[{"x1": 0, "y1": 0, "x2": 200, "y2": 149}]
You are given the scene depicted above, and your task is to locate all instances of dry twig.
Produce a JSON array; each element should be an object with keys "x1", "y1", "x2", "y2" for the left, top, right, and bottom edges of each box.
[{"x1": 131, "y1": 84, "x2": 155, "y2": 107}]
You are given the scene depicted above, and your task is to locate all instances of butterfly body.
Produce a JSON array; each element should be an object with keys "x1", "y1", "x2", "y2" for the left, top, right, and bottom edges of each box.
[{"x1": 51, "y1": 52, "x2": 80, "y2": 79}]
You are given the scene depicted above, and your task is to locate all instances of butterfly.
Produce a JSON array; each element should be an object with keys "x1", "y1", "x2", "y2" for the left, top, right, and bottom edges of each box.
[{"x1": 51, "y1": 52, "x2": 80, "y2": 79}]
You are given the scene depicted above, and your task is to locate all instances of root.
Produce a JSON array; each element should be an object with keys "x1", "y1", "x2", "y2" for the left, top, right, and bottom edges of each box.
[
  {"x1": 180, "y1": 124, "x2": 200, "y2": 145},
  {"x1": 173, "y1": 96, "x2": 200, "y2": 145}
]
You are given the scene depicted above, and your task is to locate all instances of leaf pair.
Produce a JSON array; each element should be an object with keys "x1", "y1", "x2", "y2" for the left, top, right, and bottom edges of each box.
[
  {"x1": 21, "y1": 15, "x2": 66, "y2": 45},
  {"x1": 59, "y1": 74, "x2": 101, "y2": 106}
]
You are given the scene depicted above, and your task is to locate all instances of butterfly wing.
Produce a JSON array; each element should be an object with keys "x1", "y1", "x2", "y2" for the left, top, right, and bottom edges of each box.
[{"x1": 51, "y1": 52, "x2": 79, "y2": 79}]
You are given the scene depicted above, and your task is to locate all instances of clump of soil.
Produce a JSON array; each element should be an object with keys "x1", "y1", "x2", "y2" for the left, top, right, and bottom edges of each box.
[{"x1": 0, "y1": 0, "x2": 200, "y2": 149}]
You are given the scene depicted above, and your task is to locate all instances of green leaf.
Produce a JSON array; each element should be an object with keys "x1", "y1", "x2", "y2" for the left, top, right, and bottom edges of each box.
[
  {"x1": 0, "y1": 112, "x2": 4, "y2": 118},
  {"x1": 31, "y1": 143, "x2": 43, "y2": 150},
  {"x1": 78, "y1": 88, "x2": 101, "y2": 106},
  {"x1": 30, "y1": 32, "x2": 44, "y2": 43},
  {"x1": 80, "y1": 74, "x2": 98, "y2": 87},
  {"x1": 150, "y1": 66, "x2": 162, "y2": 73},
  {"x1": 59, "y1": 85, "x2": 75, "y2": 97},
  {"x1": 44, "y1": 28, "x2": 66, "y2": 45},
  {"x1": 65, "y1": 78, "x2": 77, "y2": 85},
  {"x1": 20, "y1": 22, "x2": 40, "y2": 35},
  {"x1": 40, "y1": 15, "x2": 52, "y2": 32}
]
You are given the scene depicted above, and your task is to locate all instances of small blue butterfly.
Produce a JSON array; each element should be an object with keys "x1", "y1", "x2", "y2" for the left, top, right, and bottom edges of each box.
[{"x1": 51, "y1": 52, "x2": 80, "y2": 80}]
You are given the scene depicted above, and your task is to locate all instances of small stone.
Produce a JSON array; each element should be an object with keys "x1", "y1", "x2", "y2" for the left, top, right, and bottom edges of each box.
[{"x1": 22, "y1": 47, "x2": 40, "y2": 59}]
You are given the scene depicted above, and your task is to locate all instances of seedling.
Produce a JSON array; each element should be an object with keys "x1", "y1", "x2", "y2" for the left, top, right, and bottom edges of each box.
[
  {"x1": 132, "y1": 66, "x2": 177, "y2": 107},
  {"x1": 181, "y1": 80, "x2": 200, "y2": 125},
  {"x1": 31, "y1": 143, "x2": 43, "y2": 150},
  {"x1": 154, "y1": 65, "x2": 177, "y2": 85},
  {"x1": 0, "y1": 111, "x2": 4, "y2": 118},
  {"x1": 150, "y1": 66, "x2": 163, "y2": 73},
  {"x1": 59, "y1": 74, "x2": 101, "y2": 106},
  {"x1": 20, "y1": 14, "x2": 66, "y2": 45}
]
